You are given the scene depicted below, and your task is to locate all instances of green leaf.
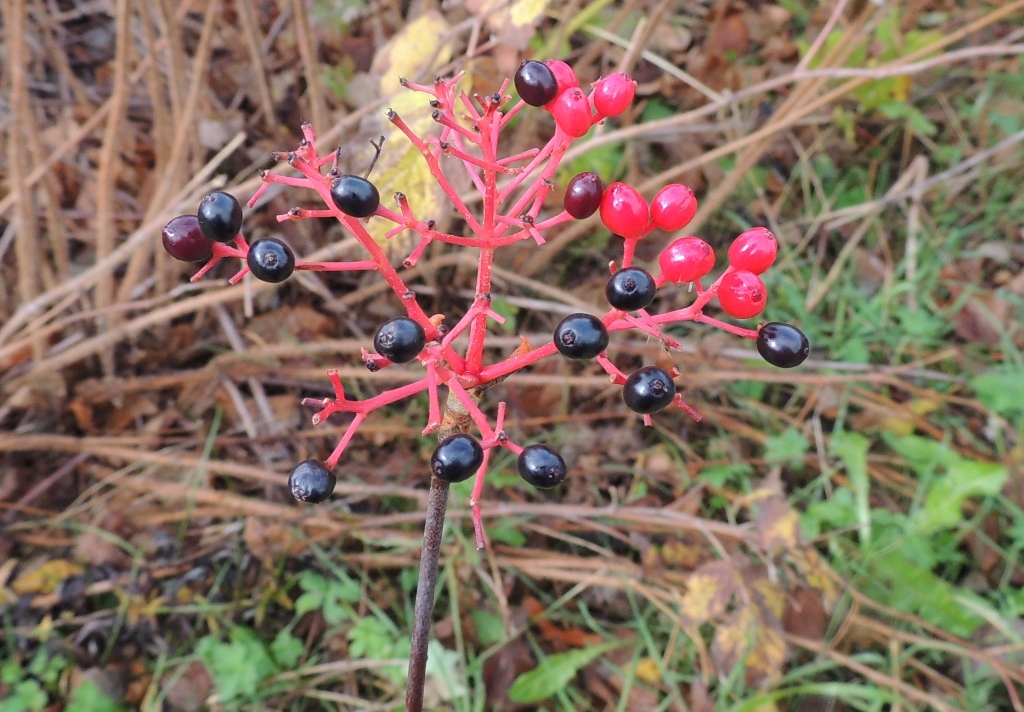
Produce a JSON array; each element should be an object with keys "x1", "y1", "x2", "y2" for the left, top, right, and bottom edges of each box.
[
  {"x1": 0, "y1": 680, "x2": 47, "y2": 712},
  {"x1": 295, "y1": 571, "x2": 359, "y2": 624},
  {"x1": 914, "y1": 460, "x2": 1008, "y2": 533},
  {"x1": 196, "y1": 627, "x2": 278, "y2": 703},
  {"x1": 270, "y1": 630, "x2": 304, "y2": 668},
  {"x1": 764, "y1": 428, "x2": 809, "y2": 469},
  {"x1": 881, "y1": 432, "x2": 961, "y2": 473},
  {"x1": 65, "y1": 680, "x2": 128, "y2": 712},
  {"x1": 508, "y1": 641, "x2": 623, "y2": 703},
  {"x1": 831, "y1": 431, "x2": 871, "y2": 547},
  {"x1": 971, "y1": 369, "x2": 1024, "y2": 418},
  {"x1": 699, "y1": 463, "x2": 752, "y2": 488},
  {"x1": 471, "y1": 609, "x2": 506, "y2": 646}
]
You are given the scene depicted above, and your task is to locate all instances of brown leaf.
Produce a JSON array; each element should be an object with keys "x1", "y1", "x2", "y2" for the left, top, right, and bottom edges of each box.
[
  {"x1": 788, "y1": 548, "x2": 840, "y2": 608},
  {"x1": 483, "y1": 637, "x2": 534, "y2": 712},
  {"x1": 782, "y1": 586, "x2": 828, "y2": 640},
  {"x1": 244, "y1": 518, "x2": 305, "y2": 568},
  {"x1": 707, "y1": 12, "x2": 750, "y2": 56},
  {"x1": 163, "y1": 661, "x2": 213, "y2": 712},
  {"x1": 680, "y1": 561, "x2": 738, "y2": 625}
]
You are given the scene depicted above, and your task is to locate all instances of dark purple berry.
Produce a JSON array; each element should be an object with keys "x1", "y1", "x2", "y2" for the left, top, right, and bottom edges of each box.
[
  {"x1": 246, "y1": 238, "x2": 295, "y2": 283},
  {"x1": 554, "y1": 313, "x2": 609, "y2": 360},
  {"x1": 514, "y1": 60, "x2": 558, "y2": 107},
  {"x1": 162, "y1": 215, "x2": 213, "y2": 262},
  {"x1": 516, "y1": 444, "x2": 567, "y2": 489},
  {"x1": 563, "y1": 172, "x2": 603, "y2": 219},
  {"x1": 756, "y1": 322, "x2": 809, "y2": 368},
  {"x1": 374, "y1": 317, "x2": 426, "y2": 363},
  {"x1": 330, "y1": 174, "x2": 380, "y2": 218},
  {"x1": 431, "y1": 434, "x2": 484, "y2": 483},
  {"x1": 197, "y1": 191, "x2": 243, "y2": 243},
  {"x1": 289, "y1": 459, "x2": 336, "y2": 503},
  {"x1": 622, "y1": 366, "x2": 675, "y2": 414},
  {"x1": 605, "y1": 267, "x2": 656, "y2": 311}
]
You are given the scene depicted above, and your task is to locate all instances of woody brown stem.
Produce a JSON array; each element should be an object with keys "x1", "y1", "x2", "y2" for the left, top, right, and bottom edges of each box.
[{"x1": 405, "y1": 388, "x2": 475, "y2": 712}]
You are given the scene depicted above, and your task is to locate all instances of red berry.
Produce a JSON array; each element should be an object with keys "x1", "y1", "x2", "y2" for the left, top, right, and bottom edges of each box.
[
  {"x1": 551, "y1": 87, "x2": 592, "y2": 137},
  {"x1": 162, "y1": 215, "x2": 213, "y2": 263},
  {"x1": 545, "y1": 59, "x2": 578, "y2": 92},
  {"x1": 564, "y1": 172, "x2": 603, "y2": 219},
  {"x1": 593, "y1": 73, "x2": 635, "y2": 117},
  {"x1": 718, "y1": 270, "x2": 767, "y2": 318},
  {"x1": 727, "y1": 227, "x2": 777, "y2": 275},
  {"x1": 600, "y1": 183, "x2": 649, "y2": 239},
  {"x1": 651, "y1": 184, "x2": 697, "y2": 231},
  {"x1": 658, "y1": 237, "x2": 714, "y2": 283}
]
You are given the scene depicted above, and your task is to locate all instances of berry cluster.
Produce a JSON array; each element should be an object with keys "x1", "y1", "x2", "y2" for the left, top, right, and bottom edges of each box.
[{"x1": 162, "y1": 60, "x2": 808, "y2": 547}]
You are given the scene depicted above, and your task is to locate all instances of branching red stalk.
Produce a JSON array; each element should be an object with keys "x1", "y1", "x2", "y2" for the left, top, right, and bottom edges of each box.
[{"x1": 172, "y1": 65, "x2": 795, "y2": 712}]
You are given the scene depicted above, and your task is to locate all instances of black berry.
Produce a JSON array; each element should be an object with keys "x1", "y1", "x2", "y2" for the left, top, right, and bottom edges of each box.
[
  {"x1": 622, "y1": 366, "x2": 675, "y2": 414},
  {"x1": 197, "y1": 191, "x2": 243, "y2": 243},
  {"x1": 431, "y1": 434, "x2": 484, "y2": 483},
  {"x1": 516, "y1": 444, "x2": 567, "y2": 489},
  {"x1": 330, "y1": 174, "x2": 380, "y2": 218},
  {"x1": 563, "y1": 172, "x2": 603, "y2": 219},
  {"x1": 605, "y1": 267, "x2": 656, "y2": 311},
  {"x1": 514, "y1": 60, "x2": 558, "y2": 107},
  {"x1": 756, "y1": 322, "x2": 809, "y2": 368},
  {"x1": 374, "y1": 317, "x2": 426, "y2": 363},
  {"x1": 289, "y1": 459, "x2": 336, "y2": 503},
  {"x1": 246, "y1": 238, "x2": 295, "y2": 283},
  {"x1": 162, "y1": 215, "x2": 213, "y2": 262},
  {"x1": 554, "y1": 313, "x2": 609, "y2": 360}
]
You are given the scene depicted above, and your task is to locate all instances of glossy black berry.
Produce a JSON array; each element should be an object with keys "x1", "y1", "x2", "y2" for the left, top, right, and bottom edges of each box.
[
  {"x1": 330, "y1": 174, "x2": 380, "y2": 218},
  {"x1": 622, "y1": 366, "x2": 676, "y2": 414},
  {"x1": 554, "y1": 313, "x2": 609, "y2": 360},
  {"x1": 289, "y1": 459, "x2": 336, "y2": 503},
  {"x1": 374, "y1": 317, "x2": 426, "y2": 363},
  {"x1": 563, "y1": 172, "x2": 604, "y2": 219},
  {"x1": 514, "y1": 60, "x2": 558, "y2": 107},
  {"x1": 756, "y1": 322, "x2": 809, "y2": 368},
  {"x1": 162, "y1": 215, "x2": 213, "y2": 262},
  {"x1": 246, "y1": 238, "x2": 295, "y2": 283},
  {"x1": 516, "y1": 444, "x2": 567, "y2": 489},
  {"x1": 431, "y1": 434, "x2": 484, "y2": 483},
  {"x1": 197, "y1": 191, "x2": 243, "y2": 243},
  {"x1": 605, "y1": 267, "x2": 656, "y2": 311}
]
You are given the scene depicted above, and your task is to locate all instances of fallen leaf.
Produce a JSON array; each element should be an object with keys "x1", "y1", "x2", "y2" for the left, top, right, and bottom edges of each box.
[
  {"x1": 12, "y1": 559, "x2": 84, "y2": 595},
  {"x1": 753, "y1": 496, "x2": 801, "y2": 555},
  {"x1": 711, "y1": 605, "x2": 787, "y2": 686},
  {"x1": 466, "y1": 0, "x2": 549, "y2": 50},
  {"x1": 680, "y1": 560, "x2": 738, "y2": 625}
]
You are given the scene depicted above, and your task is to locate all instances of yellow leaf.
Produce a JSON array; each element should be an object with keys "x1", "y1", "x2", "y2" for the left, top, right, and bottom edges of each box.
[
  {"x1": 679, "y1": 561, "x2": 737, "y2": 625},
  {"x1": 372, "y1": 13, "x2": 453, "y2": 91},
  {"x1": 11, "y1": 559, "x2": 83, "y2": 595},
  {"x1": 711, "y1": 605, "x2": 787, "y2": 686},
  {"x1": 467, "y1": 0, "x2": 550, "y2": 48},
  {"x1": 789, "y1": 548, "x2": 840, "y2": 608},
  {"x1": 635, "y1": 657, "x2": 662, "y2": 685},
  {"x1": 362, "y1": 12, "x2": 472, "y2": 254},
  {"x1": 751, "y1": 577, "x2": 786, "y2": 621}
]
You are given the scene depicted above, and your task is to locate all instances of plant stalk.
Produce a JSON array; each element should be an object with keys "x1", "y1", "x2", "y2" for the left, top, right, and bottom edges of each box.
[{"x1": 404, "y1": 474, "x2": 450, "y2": 712}]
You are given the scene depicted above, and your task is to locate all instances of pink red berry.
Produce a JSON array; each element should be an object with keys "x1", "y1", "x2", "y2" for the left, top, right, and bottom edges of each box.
[
  {"x1": 551, "y1": 87, "x2": 593, "y2": 137},
  {"x1": 593, "y1": 73, "x2": 636, "y2": 117},
  {"x1": 651, "y1": 184, "x2": 697, "y2": 231},
  {"x1": 545, "y1": 59, "x2": 578, "y2": 92},
  {"x1": 718, "y1": 270, "x2": 767, "y2": 318},
  {"x1": 727, "y1": 227, "x2": 777, "y2": 275},
  {"x1": 658, "y1": 237, "x2": 715, "y2": 283},
  {"x1": 600, "y1": 183, "x2": 649, "y2": 239}
]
